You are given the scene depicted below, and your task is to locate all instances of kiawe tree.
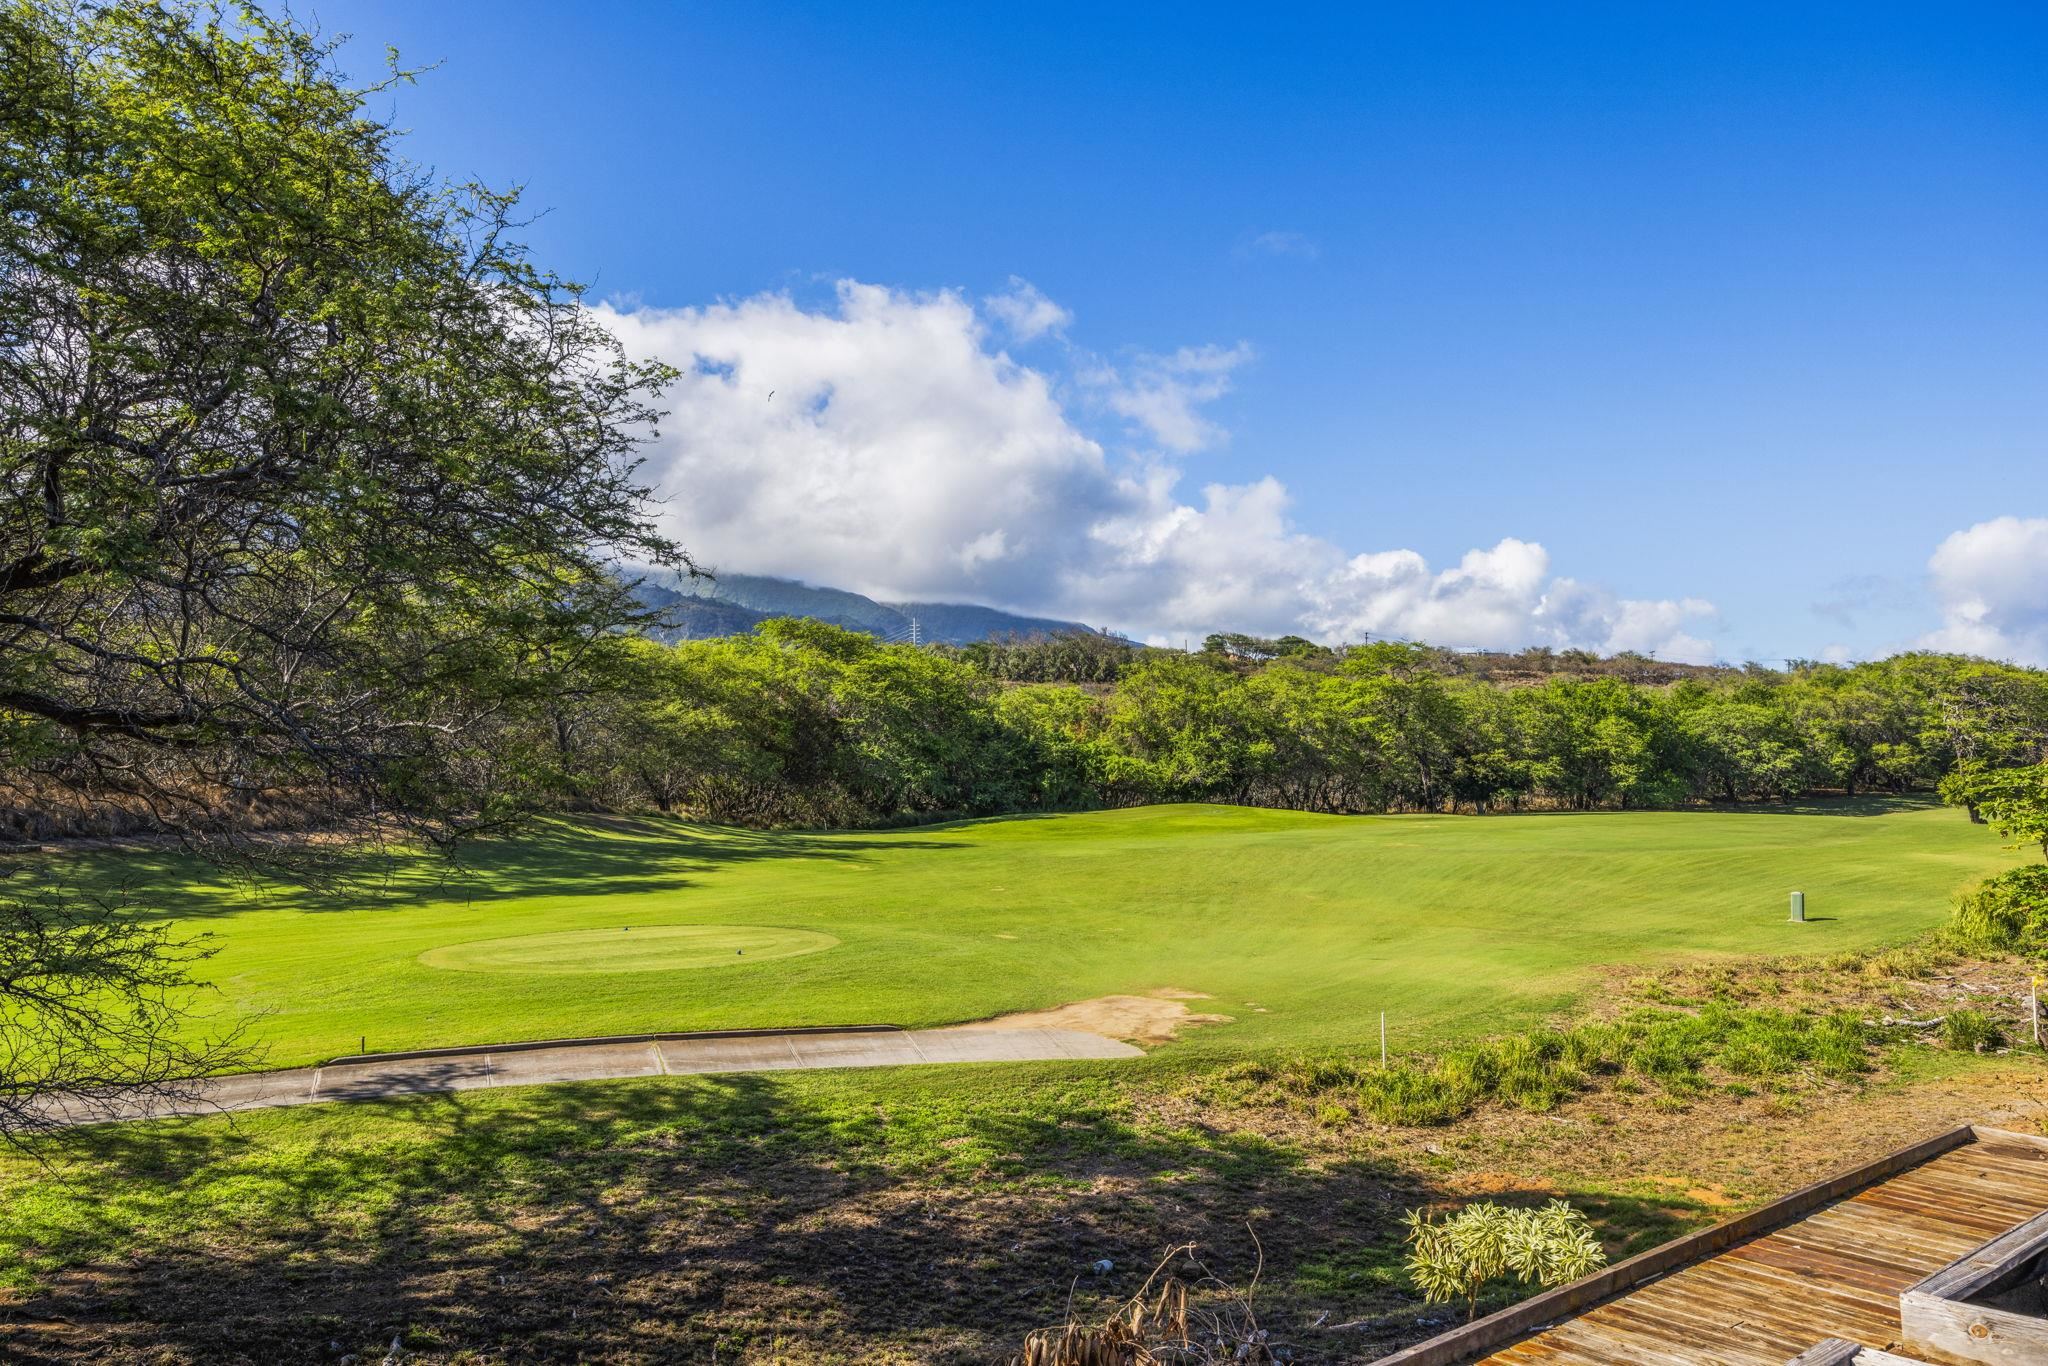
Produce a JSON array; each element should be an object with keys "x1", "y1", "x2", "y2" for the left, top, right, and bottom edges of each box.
[
  {"x1": 1943, "y1": 763, "x2": 2048, "y2": 861},
  {"x1": 0, "y1": 0, "x2": 679, "y2": 1138}
]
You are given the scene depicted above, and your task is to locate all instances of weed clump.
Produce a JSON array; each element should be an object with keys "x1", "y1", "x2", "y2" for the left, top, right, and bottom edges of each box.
[
  {"x1": 1202, "y1": 1005, "x2": 1880, "y2": 1128},
  {"x1": 1941, "y1": 1009, "x2": 2005, "y2": 1053}
]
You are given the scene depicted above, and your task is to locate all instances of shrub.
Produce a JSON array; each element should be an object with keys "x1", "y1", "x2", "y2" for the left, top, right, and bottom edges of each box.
[
  {"x1": 1942, "y1": 1009, "x2": 2006, "y2": 1053},
  {"x1": 1708, "y1": 1008, "x2": 1872, "y2": 1080},
  {"x1": 1433, "y1": 1046, "x2": 1499, "y2": 1096},
  {"x1": 1558, "y1": 1024, "x2": 1621, "y2": 1073},
  {"x1": 1356, "y1": 1067, "x2": 1473, "y2": 1126},
  {"x1": 1619, "y1": 1015, "x2": 1710, "y2": 1092},
  {"x1": 1952, "y1": 866, "x2": 2048, "y2": 956},
  {"x1": 1859, "y1": 944, "x2": 1950, "y2": 980},
  {"x1": 1403, "y1": 1199, "x2": 1607, "y2": 1322},
  {"x1": 1808, "y1": 1016, "x2": 1876, "y2": 1078}
]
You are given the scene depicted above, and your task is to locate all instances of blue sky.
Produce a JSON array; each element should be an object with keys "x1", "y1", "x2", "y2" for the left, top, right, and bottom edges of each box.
[{"x1": 325, "y1": 2, "x2": 2048, "y2": 662}]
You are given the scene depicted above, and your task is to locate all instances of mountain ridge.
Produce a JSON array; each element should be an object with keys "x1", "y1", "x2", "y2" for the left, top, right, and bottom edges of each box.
[{"x1": 630, "y1": 569, "x2": 1113, "y2": 646}]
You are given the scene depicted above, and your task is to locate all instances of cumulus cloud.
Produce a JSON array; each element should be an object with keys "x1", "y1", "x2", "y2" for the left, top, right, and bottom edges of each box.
[
  {"x1": 983, "y1": 276, "x2": 1071, "y2": 342},
  {"x1": 1920, "y1": 516, "x2": 2048, "y2": 663},
  {"x1": 597, "y1": 280, "x2": 1718, "y2": 658},
  {"x1": 596, "y1": 282, "x2": 1112, "y2": 604},
  {"x1": 1080, "y1": 342, "x2": 1254, "y2": 453},
  {"x1": 1301, "y1": 545, "x2": 1715, "y2": 659}
]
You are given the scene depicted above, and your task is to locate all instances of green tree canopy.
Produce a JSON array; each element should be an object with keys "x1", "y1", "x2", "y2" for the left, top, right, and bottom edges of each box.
[
  {"x1": 0, "y1": 0, "x2": 678, "y2": 844},
  {"x1": 1942, "y1": 762, "x2": 2048, "y2": 859},
  {"x1": 0, "y1": 0, "x2": 680, "y2": 1137}
]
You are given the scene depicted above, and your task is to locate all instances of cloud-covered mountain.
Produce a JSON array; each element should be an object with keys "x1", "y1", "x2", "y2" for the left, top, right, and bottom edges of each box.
[{"x1": 634, "y1": 570, "x2": 1106, "y2": 646}]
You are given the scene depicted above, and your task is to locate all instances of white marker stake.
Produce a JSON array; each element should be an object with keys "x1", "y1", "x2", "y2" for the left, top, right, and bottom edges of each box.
[{"x1": 1380, "y1": 1011, "x2": 1388, "y2": 1068}]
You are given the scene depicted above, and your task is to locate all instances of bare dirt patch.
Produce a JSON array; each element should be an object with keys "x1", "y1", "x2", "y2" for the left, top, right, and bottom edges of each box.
[{"x1": 968, "y1": 988, "x2": 1233, "y2": 1045}]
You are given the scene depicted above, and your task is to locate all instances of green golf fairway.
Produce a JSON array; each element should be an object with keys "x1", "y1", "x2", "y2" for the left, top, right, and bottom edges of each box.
[
  {"x1": 419, "y1": 924, "x2": 839, "y2": 974},
  {"x1": 79, "y1": 799, "x2": 2022, "y2": 1069}
]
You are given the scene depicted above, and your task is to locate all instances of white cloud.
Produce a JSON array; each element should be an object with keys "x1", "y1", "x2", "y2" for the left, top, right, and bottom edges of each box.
[
  {"x1": 1080, "y1": 342, "x2": 1254, "y2": 453},
  {"x1": 597, "y1": 280, "x2": 1718, "y2": 659},
  {"x1": 596, "y1": 282, "x2": 1112, "y2": 606},
  {"x1": 983, "y1": 276, "x2": 1071, "y2": 342},
  {"x1": 1301, "y1": 545, "x2": 1716, "y2": 659},
  {"x1": 1920, "y1": 516, "x2": 2048, "y2": 664},
  {"x1": 1240, "y1": 229, "x2": 1320, "y2": 260}
]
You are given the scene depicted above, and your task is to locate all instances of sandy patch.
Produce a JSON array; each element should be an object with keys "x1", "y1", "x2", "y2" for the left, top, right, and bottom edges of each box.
[
  {"x1": 1646, "y1": 1175, "x2": 1738, "y2": 1208},
  {"x1": 1452, "y1": 1171, "x2": 1558, "y2": 1197},
  {"x1": 967, "y1": 988, "x2": 1232, "y2": 1045}
]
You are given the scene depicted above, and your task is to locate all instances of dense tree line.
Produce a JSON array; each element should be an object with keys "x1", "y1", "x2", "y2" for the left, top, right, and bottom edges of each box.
[
  {"x1": 551, "y1": 625, "x2": 2048, "y2": 828},
  {"x1": 0, "y1": 0, "x2": 674, "y2": 1136},
  {"x1": 939, "y1": 629, "x2": 1766, "y2": 688}
]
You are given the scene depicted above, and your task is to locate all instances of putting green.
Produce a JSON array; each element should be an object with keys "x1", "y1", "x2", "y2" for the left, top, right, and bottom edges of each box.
[{"x1": 419, "y1": 924, "x2": 839, "y2": 975}]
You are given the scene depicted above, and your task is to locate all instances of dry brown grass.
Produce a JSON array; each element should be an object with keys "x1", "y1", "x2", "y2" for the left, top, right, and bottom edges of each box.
[{"x1": 1010, "y1": 1238, "x2": 1278, "y2": 1365}]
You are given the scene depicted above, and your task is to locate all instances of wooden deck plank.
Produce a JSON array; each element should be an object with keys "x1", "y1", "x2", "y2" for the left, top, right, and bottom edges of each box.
[
  {"x1": 1787, "y1": 1201, "x2": 1981, "y2": 1254},
  {"x1": 1951, "y1": 1135, "x2": 2048, "y2": 1164},
  {"x1": 1875, "y1": 1155, "x2": 2048, "y2": 1195},
  {"x1": 1530, "y1": 1318, "x2": 1700, "y2": 1365},
  {"x1": 1684, "y1": 1255, "x2": 1905, "y2": 1317},
  {"x1": 1872, "y1": 1168, "x2": 2048, "y2": 1208},
  {"x1": 1622, "y1": 1264, "x2": 1893, "y2": 1332},
  {"x1": 1621, "y1": 1259, "x2": 1884, "y2": 1325},
  {"x1": 1809, "y1": 1197, "x2": 2003, "y2": 1248},
  {"x1": 1846, "y1": 1177, "x2": 2044, "y2": 1218},
  {"x1": 1875, "y1": 1166, "x2": 2048, "y2": 1201},
  {"x1": 1595, "y1": 1293, "x2": 1828, "y2": 1357},
  {"x1": 1848, "y1": 1186, "x2": 2044, "y2": 1233},
  {"x1": 1725, "y1": 1231, "x2": 1933, "y2": 1287},
  {"x1": 1469, "y1": 1135, "x2": 2048, "y2": 1365},
  {"x1": 1542, "y1": 1268, "x2": 1896, "y2": 1360}
]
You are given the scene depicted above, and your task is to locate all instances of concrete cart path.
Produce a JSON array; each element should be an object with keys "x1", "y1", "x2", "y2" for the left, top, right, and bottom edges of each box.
[{"x1": 40, "y1": 1025, "x2": 1144, "y2": 1127}]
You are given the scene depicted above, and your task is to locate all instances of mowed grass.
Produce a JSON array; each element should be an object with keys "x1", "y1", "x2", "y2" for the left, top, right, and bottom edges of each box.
[
  {"x1": 69, "y1": 797, "x2": 2021, "y2": 1071},
  {"x1": 418, "y1": 923, "x2": 840, "y2": 974}
]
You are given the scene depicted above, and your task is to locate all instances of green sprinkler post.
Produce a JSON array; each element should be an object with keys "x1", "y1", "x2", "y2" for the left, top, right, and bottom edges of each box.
[{"x1": 1789, "y1": 891, "x2": 1806, "y2": 923}]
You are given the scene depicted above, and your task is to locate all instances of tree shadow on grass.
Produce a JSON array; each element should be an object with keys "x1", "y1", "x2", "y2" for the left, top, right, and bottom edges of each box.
[
  {"x1": 1692, "y1": 793, "x2": 1943, "y2": 817},
  {"x1": 0, "y1": 1073, "x2": 1468, "y2": 1364},
  {"x1": 46, "y1": 816, "x2": 968, "y2": 922},
  {"x1": 1561, "y1": 1189, "x2": 1715, "y2": 1257}
]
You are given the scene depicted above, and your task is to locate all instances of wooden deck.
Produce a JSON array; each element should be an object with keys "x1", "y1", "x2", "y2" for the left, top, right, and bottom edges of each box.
[
  {"x1": 1484, "y1": 1130, "x2": 2048, "y2": 1364},
  {"x1": 1376, "y1": 1126, "x2": 2048, "y2": 1366}
]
